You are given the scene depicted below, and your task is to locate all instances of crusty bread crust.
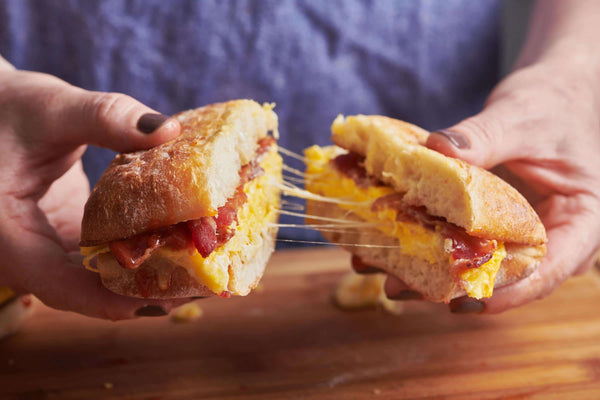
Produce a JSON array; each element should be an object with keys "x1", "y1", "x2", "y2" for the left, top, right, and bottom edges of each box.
[
  {"x1": 80, "y1": 100, "x2": 278, "y2": 246},
  {"x1": 308, "y1": 200, "x2": 544, "y2": 302},
  {"x1": 331, "y1": 115, "x2": 546, "y2": 246},
  {"x1": 95, "y1": 225, "x2": 276, "y2": 298}
]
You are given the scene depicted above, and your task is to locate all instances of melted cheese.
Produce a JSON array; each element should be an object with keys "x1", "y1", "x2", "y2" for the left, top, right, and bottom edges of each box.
[
  {"x1": 334, "y1": 272, "x2": 404, "y2": 315},
  {"x1": 81, "y1": 146, "x2": 282, "y2": 295},
  {"x1": 304, "y1": 145, "x2": 505, "y2": 299}
]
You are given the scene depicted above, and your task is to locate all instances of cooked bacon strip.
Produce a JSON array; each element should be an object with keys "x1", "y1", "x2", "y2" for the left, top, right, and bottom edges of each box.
[
  {"x1": 109, "y1": 137, "x2": 274, "y2": 270},
  {"x1": 109, "y1": 224, "x2": 192, "y2": 270},
  {"x1": 331, "y1": 152, "x2": 384, "y2": 188},
  {"x1": 188, "y1": 217, "x2": 217, "y2": 258},
  {"x1": 110, "y1": 233, "x2": 163, "y2": 270}
]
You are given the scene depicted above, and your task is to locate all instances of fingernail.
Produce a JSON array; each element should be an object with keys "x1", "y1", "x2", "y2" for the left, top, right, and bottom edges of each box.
[
  {"x1": 449, "y1": 298, "x2": 485, "y2": 314},
  {"x1": 137, "y1": 113, "x2": 170, "y2": 134},
  {"x1": 432, "y1": 129, "x2": 470, "y2": 149},
  {"x1": 135, "y1": 305, "x2": 168, "y2": 317},
  {"x1": 388, "y1": 290, "x2": 423, "y2": 301}
]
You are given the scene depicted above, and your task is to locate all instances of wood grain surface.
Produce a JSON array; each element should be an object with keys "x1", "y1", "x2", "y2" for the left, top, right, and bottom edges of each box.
[{"x1": 1, "y1": 247, "x2": 600, "y2": 399}]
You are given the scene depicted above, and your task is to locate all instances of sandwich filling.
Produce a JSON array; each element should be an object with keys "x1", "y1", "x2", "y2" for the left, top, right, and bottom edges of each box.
[
  {"x1": 82, "y1": 137, "x2": 281, "y2": 296},
  {"x1": 304, "y1": 145, "x2": 507, "y2": 299}
]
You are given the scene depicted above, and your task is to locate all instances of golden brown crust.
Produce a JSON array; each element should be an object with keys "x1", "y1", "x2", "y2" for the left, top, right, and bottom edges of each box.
[
  {"x1": 80, "y1": 100, "x2": 278, "y2": 246},
  {"x1": 307, "y1": 200, "x2": 544, "y2": 302},
  {"x1": 331, "y1": 115, "x2": 547, "y2": 246}
]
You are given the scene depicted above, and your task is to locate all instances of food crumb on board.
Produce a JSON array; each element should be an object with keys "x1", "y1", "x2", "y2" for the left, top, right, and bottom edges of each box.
[
  {"x1": 104, "y1": 382, "x2": 113, "y2": 390},
  {"x1": 171, "y1": 302, "x2": 204, "y2": 322},
  {"x1": 333, "y1": 272, "x2": 403, "y2": 315}
]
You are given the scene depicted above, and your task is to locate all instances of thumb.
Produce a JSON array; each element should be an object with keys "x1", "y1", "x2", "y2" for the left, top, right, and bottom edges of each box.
[
  {"x1": 47, "y1": 87, "x2": 181, "y2": 153},
  {"x1": 426, "y1": 103, "x2": 525, "y2": 169}
]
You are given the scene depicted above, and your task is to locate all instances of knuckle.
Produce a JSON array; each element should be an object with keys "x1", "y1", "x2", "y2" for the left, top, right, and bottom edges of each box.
[
  {"x1": 459, "y1": 115, "x2": 502, "y2": 149},
  {"x1": 90, "y1": 92, "x2": 136, "y2": 124}
]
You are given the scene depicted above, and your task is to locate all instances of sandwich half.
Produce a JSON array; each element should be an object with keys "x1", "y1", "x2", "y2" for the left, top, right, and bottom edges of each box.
[
  {"x1": 80, "y1": 100, "x2": 282, "y2": 298},
  {"x1": 304, "y1": 115, "x2": 546, "y2": 302}
]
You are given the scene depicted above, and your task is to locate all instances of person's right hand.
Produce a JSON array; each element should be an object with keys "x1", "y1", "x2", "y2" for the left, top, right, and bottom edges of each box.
[
  {"x1": 0, "y1": 56, "x2": 189, "y2": 320},
  {"x1": 377, "y1": 59, "x2": 600, "y2": 314}
]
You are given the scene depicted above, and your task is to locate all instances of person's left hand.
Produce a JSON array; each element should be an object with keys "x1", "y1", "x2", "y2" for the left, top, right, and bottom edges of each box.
[{"x1": 0, "y1": 60, "x2": 190, "y2": 319}]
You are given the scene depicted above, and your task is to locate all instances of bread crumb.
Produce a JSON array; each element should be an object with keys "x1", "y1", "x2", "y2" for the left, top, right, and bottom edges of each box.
[
  {"x1": 373, "y1": 388, "x2": 382, "y2": 395},
  {"x1": 104, "y1": 382, "x2": 113, "y2": 390},
  {"x1": 171, "y1": 303, "x2": 203, "y2": 322}
]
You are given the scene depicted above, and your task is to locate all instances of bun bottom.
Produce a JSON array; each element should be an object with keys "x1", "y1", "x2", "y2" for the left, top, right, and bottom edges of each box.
[
  {"x1": 96, "y1": 225, "x2": 277, "y2": 299},
  {"x1": 308, "y1": 200, "x2": 544, "y2": 302},
  {"x1": 0, "y1": 296, "x2": 34, "y2": 340}
]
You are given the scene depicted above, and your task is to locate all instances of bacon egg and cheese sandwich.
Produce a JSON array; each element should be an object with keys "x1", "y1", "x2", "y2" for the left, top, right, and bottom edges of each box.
[
  {"x1": 304, "y1": 115, "x2": 547, "y2": 302},
  {"x1": 80, "y1": 100, "x2": 282, "y2": 298}
]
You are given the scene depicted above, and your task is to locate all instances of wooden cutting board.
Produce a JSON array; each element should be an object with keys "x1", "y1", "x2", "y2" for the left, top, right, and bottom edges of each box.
[{"x1": 2, "y1": 247, "x2": 600, "y2": 399}]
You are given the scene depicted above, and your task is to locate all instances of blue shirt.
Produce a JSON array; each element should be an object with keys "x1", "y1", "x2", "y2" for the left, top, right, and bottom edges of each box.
[{"x1": 0, "y1": 0, "x2": 501, "y2": 245}]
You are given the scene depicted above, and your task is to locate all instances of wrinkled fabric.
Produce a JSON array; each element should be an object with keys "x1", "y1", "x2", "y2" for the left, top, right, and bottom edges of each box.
[{"x1": 0, "y1": 0, "x2": 501, "y2": 244}]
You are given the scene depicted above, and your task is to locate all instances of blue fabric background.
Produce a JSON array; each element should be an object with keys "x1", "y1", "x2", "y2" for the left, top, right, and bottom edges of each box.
[{"x1": 0, "y1": 0, "x2": 501, "y2": 244}]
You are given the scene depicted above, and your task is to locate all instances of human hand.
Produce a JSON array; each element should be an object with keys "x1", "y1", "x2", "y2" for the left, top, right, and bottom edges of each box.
[
  {"x1": 384, "y1": 59, "x2": 600, "y2": 313},
  {"x1": 0, "y1": 58, "x2": 189, "y2": 319}
]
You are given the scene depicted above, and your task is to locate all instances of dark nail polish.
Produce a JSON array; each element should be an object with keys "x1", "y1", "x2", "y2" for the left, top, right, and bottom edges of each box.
[
  {"x1": 135, "y1": 305, "x2": 168, "y2": 317},
  {"x1": 449, "y1": 299, "x2": 485, "y2": 314},
  {"x1": 137, "y1": 113, "x2": 170, "y2": 134},
  {"x1": 388, "y1": 290, "x2": 423, "y2": 301},
  {"x1": 433, "y1": 129, "x2": 470, "y2": 149}
]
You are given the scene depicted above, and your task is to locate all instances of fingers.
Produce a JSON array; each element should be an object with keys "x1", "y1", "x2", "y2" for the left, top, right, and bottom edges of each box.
[
  {"x1": 384, "y1": 275, "x2": 423, "y2": 300},
  {"x1": 34, "y1": 255, "x2": 188, "y2": 320},
  {"x1": 53, "y1": 88, "x2": 181, "y2": 152},
  {"x1": 0, "y1": 55, "x2": 15, "y2": 71},
  {"x1": 1, "y1": 198, "x2": 189, "y2": 320},
  {"x1": 474, "y1": 194, "x2": 600, "y2": 314},
  {"x1": 350, "y1": 254, "x2": 383, "y2": 274},
  {"x1": 3, "y1": 70, "x2": 181, "y2": 153},
  {"x1": 426, "y1": 101, "x2": 529, "y2": 170},
  {"x1": 17, "y1": 247, "x2": 191, "y2": 320},
  {"x1": 38, "y1": 160, "x2": 89, "y2": 251}
]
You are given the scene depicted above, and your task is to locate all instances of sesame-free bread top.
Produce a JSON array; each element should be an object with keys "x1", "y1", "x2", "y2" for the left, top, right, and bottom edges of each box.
[
  {"x1": 331, "y1": 115, "x2": 546, "y2": 246},
  {"x1": 80, "y1": 100, "x2": 278, "y2": 246}
]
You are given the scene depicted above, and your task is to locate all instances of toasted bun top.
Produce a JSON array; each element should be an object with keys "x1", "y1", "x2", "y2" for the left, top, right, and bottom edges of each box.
[
  {"x1": 80, "y1": 100, "x2": 278, "y2": 246},
  {"x1": 331, "y1": 115, "x2": 546, "y2": 246}
]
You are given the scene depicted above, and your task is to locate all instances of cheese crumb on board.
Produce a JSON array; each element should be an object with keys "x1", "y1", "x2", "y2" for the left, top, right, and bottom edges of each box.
[{"x1": 171, "y1": 303, "x2": 204, "y2": 323}]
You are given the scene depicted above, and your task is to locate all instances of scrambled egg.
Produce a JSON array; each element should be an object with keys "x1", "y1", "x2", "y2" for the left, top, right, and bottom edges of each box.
[
  {"x1": 304, "y1": 145, "x2": 505, "y2": 299},
  {"x1": 82, "y1": 146, "x2": 282, "y2": 295}
]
